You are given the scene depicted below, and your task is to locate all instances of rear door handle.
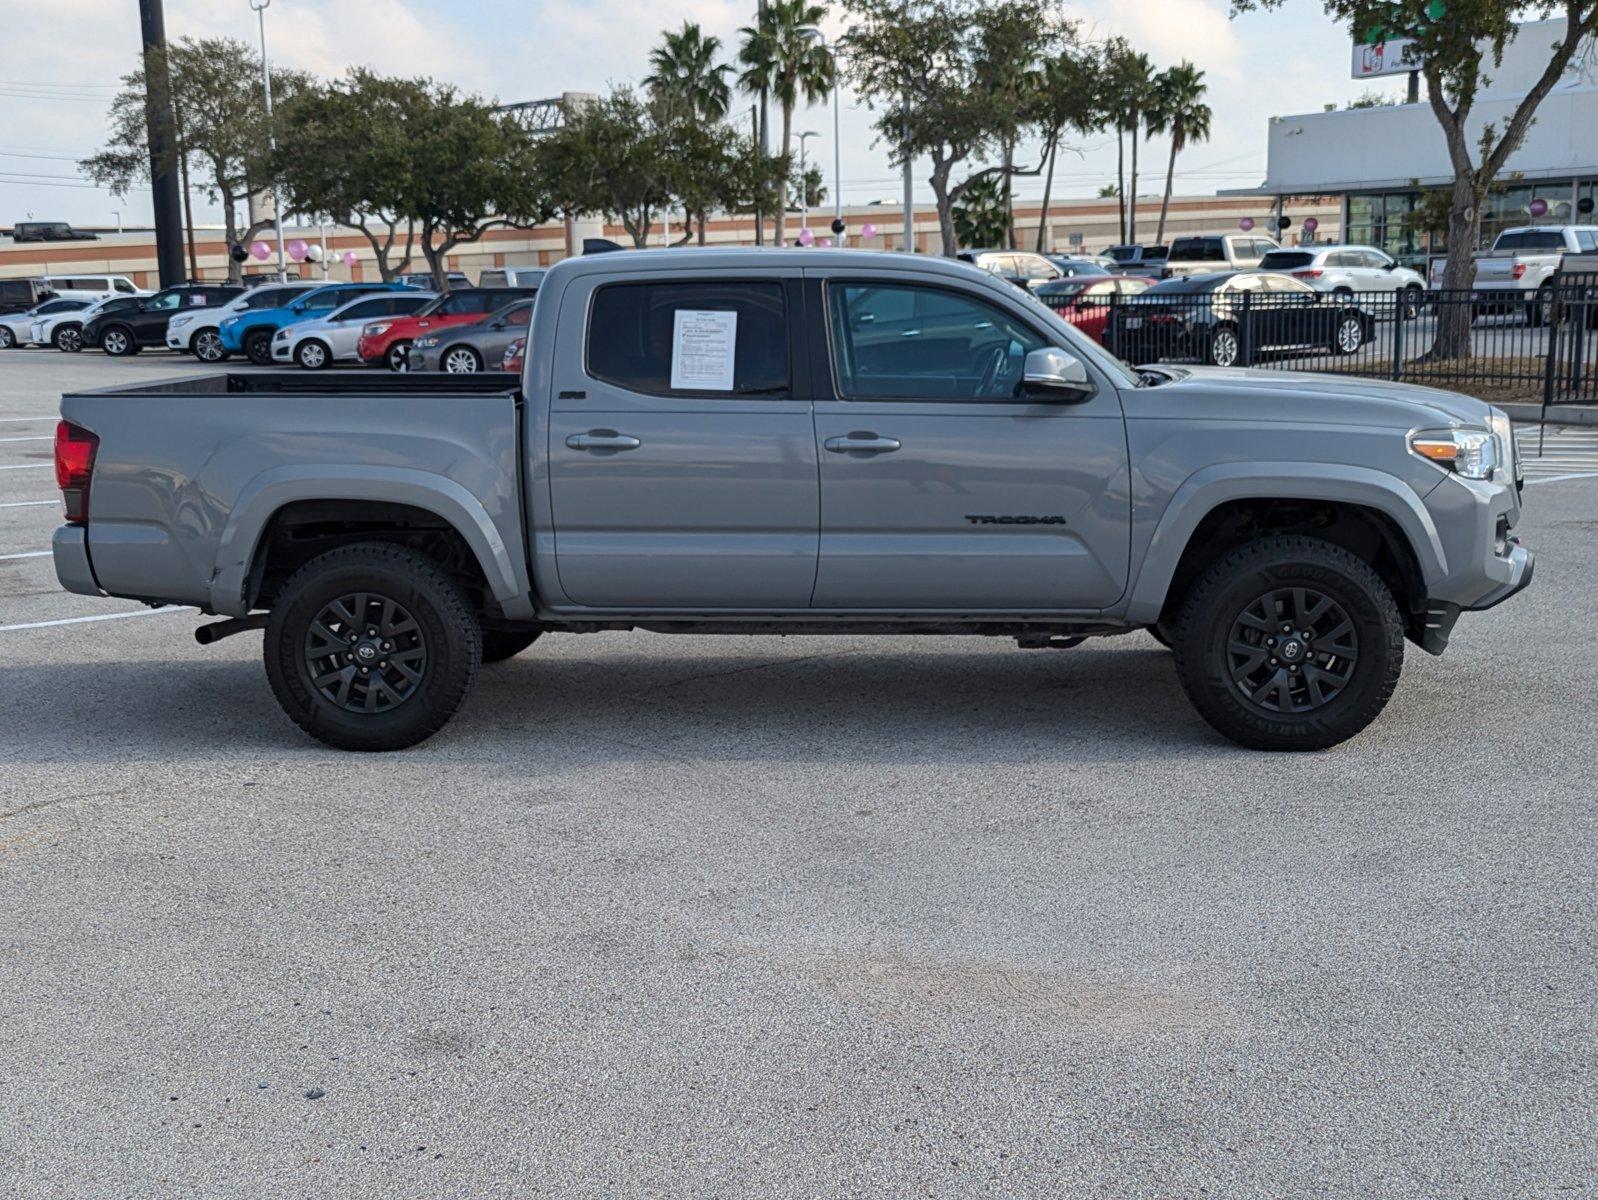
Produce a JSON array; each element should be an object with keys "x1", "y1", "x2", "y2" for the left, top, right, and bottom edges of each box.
[
  {"x1": 566, "y1": 432, "x2": 641, "y2": 452},
  {"x1": 824, "y1": 434, "x2": 902, "y2": 454}
]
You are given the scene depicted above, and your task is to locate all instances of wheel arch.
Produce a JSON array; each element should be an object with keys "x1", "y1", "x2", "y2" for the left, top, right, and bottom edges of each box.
[
  {"x1": 212, "y1": 467, "x2": 534, "y2": 621},
  {"x1": 1127, "y1": 464, "x2": 1445, "y2": 630}
]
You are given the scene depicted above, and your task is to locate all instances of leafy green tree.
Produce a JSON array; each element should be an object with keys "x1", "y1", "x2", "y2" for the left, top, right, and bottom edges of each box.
[
  {"x1": 536, "y1": 88, "x2": 680, "y2": 248},
  {"x1": 1030, "y1": 52, "x2": 1104, "y2": 252},
  {"x1": 738, "y1": 0, "x2": 835, "y2": 247},
  {"x1": 273, "y1": 71, "x2": 428, "y2": 280},
  {"x1": 1232, "y1": 0, "x2": 1598, "y2": 358},
  {"x1": 646, "y1": 22, "x2": 734, "y2": 122},
  {"x1": 1145, "y1": 62, "x2": 1212, "y2": 245},
  {"x1": 840, "y1": 0, "x2": 1076, "y2": 256},
  {"x1": 81, "y1": 37, "x2": 312, "y2": 282},
  {"x1": 792, "y1": 163, "x2": 827, "y2": 212},
  {"x1": 952, "y1": 173, "x2": 1009, "y2": 248},
  {"x1": 974, "y1": 0, "x2": 1065, "y2": 247}
]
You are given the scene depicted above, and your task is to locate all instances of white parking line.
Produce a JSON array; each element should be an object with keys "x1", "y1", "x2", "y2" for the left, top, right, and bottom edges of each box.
[
  {"x1": 1526, "y1": 472, "x2": 1598, "y2": 485},
  {"x1": 0, "y1": 605, "x2": 189, "y2": 633},
  {"x1": 0, "y1": 500, "x2": 56, "y2": 509},
  {"x1": 0, "y1": 417, "x2": 56, "y2": 424},
  {"x1": 0, "y1": 550, "x2": 51, "y2": 560},
  {"x1": 0, "y1": 435, "x2": 51, "y2": 443},
  {"x1": 0, "y1": 464, "x2": 52, "y2": 471}
]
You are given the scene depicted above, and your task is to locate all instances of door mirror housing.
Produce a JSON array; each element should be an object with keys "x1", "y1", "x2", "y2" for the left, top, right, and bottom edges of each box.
[{"x1": 1022, "y1": 347, "x2": 1093, "y2": 400}]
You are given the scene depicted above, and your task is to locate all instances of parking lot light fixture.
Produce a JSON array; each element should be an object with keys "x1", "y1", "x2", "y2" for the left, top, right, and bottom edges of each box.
[
  {"x1": 799, "y1": 26, "x2": 843, "y2": 244},
  {"x1": 248, "y1": 0, "x2": 287, "y2": 284}
]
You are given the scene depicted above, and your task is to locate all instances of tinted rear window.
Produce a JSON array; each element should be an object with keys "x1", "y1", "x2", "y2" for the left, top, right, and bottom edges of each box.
[
  {"x1": 1495, "y1": 230, "x2": 1566, "y2": 251},
  {"x1": 1167, "y1": 237, "x2": 1224, "y2": 262},
  {"x1": 1259, "y1": 250, "x2": 1315, "y2": 270},
  {"x1": 1144, "y1": 276, "x2": 1227, "y2": 294},
  {"x1": 587, "y1": 280, "x2": 788, "y2": 396}
]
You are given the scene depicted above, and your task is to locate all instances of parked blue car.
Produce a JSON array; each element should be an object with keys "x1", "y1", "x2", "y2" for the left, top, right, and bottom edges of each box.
[{"x1": 219, "y1": 281, "x2": 417, "y2": 365}]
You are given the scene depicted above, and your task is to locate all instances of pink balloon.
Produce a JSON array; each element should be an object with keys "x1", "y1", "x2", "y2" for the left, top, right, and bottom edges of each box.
[
  {"x1": 797, "y1": 227, "x2": 815, "y2": 247},
  {"x1": 820, "y1": 237, "x2": 833, "y2": 247},
  {"x1": 1238, "y1": 217, "x2": 1255, "y2": 232},
  {"x1": 861, "y1": 223, "x2": 877, "y2": 240},
  {"x1": 249, "y1": 241, "x2": 270, "y2": 261},
  {"x1": 1529, "y1": 198, "x2": 1549, "y2": 217},
  {"x1": 341, "y1": 250, "x2": 358, "y2": 267},
  {"x1": 1303, "y1": 216, "x2": 1319, "y2": 233},
  {"x1": 287, "y1": 239, "x2": 309, "y2": 262}
]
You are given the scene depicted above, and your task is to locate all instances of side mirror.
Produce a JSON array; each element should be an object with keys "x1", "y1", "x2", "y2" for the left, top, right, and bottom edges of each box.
[
  {"x1": 1383, "y1": 261, "x2": 1397, "y2": 271},
  {"x1": 1022, "y1": 347, "x2": 1093, "y2": 400}
]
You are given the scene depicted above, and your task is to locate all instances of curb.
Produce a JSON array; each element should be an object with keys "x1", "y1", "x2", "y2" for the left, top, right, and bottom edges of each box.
[{"x1": 1502, "y1": 402, "x2": 1598, "y2": 427}]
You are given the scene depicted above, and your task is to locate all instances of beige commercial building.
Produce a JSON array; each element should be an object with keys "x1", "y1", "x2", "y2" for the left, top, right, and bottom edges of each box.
[{"x1": 0, "y1": 194, "x2": 1339, "y2": 287}]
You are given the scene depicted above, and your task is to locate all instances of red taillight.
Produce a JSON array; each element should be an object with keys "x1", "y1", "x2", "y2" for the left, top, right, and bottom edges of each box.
[
  {"x1": 1293, "y1": 269, "x2": 1323, "y2": 279},
  {"x1": 54, "y1": 420, "x2": 98, "y2": 524},
  {"x1": 1511, "y1": 263, "x2": 1527, "y2": 280}
]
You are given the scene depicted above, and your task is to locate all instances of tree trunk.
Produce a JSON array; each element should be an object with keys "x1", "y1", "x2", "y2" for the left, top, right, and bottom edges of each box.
[
  {"x1": 930, "y1": 165, "x2": 957, "y2": 258},
  {"x1": 697, "y1": 208, "x2": 708, "y2": 246},
  {"x1": 775, "y1": 102, "x2": 793, "y2": 246},
  {"x1": 1034, "y1": 137, "x2": 1058, "y2": 254},
  {"x1": 1429, "y1": 175, "x2": 1483, "y2": 361},
  {"x1": 1002, "y1": 136, "x2": 1015, "y2": 249},
  {"x1": 1128, "y1": 117, "x2": 1139, "y2": 245},
  {"x1": 1115, "y1": 132, "x2": 1126, "y2": 242},
  {"x1": 221, "y1": 192, "x2": 241, "y2": 284},
  {"x1": 1156, "y1": 135, "x2": 1178, "y2": 246}
]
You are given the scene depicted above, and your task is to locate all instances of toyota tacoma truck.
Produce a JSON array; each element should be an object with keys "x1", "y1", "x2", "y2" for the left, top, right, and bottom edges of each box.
[{"x1": 51, "y1": 249, "x2": 1533, "y2": 752}]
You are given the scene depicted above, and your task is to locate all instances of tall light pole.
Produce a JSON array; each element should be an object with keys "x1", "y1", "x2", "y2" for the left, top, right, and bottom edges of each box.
[
  {"x1": 137, "y1": 0, "x2": 185, "y2": 286},
  {"x1": 796, "y1": 130, "x2": 819, "y2": 237},
  {"x1": 801, "y1": 28, "x2": 843, "y2": 244},
  {"x1": 249, "y1": 0, "x2": 287, "y2": 284}
]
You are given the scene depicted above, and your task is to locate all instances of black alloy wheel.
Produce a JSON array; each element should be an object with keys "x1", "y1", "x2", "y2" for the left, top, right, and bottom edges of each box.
[
  {"x1": 302, "y1": 592, "x2": 429, "y2": 714},
  {"x1": 1225, "y1": 586, "x2": 1358, "y2": 714}
]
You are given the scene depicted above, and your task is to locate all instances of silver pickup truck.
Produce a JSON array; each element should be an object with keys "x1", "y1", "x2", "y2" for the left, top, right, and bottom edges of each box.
[{"x1": 52, "y1": 249, "x2": 1533, "y2": 752}]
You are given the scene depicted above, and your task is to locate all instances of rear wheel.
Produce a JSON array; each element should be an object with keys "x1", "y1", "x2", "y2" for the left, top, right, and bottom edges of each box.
[
  {"x1": 244, "y1": 329, "x2": 275, "y2": 366},
  {"x1": 295, "y1": 338, "x2": 331, "y2": 370},
  {"x1": 481, "y1": 629, "x2": 541, "y2": 663},
  {"x1": 1332, "y1": 313, "x2": 1365, "y2": 355},
  {"x1": 191, "y1": 328, "x2": 229, "y2": 362},
  {"x1": 54, "y1": 325, "x2": 83, "y2": 352},
  {"x1": 264, "y1": 543, "x2": 481, "y2": 751},
  {"x1": 385, "y1": 341, "x2": 412, "y2": 372},
  {"x1": 1400, "y1": 285, "x2": 1424, "y2": 320},
  {"x1": 101, "y1": 325, "x2": 137, "y2": 356},
  {"x1": 1172, "y1": 535, "x2": 1403, "y2": 751}
]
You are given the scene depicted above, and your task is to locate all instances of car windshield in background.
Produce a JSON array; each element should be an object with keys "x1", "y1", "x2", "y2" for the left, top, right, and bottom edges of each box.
[
  {"x1": 1033, "y1": 278, "x2": 1093, "y2": 296},
  {"x1": 1143, "y1": 275, "x2": 1228, "y2": 295},
  {"x1": 1167, "y1": 238, "x2": 1224, "y2": 262},
  {"x1": 1259, "y1": 250, "x2": 1315, "y2": 270}
]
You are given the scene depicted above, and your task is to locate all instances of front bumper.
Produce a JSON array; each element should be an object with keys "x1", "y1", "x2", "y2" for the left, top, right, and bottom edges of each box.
[
  {"x1": 52, "y1": 525, "x2": 101, "y2": 597},
  {"x1": 271, "y1": 340, "x2": 293, "y2": 362},
  {"x1": 1465, "y1": 541, "x2": 1534, "y2": 610}
]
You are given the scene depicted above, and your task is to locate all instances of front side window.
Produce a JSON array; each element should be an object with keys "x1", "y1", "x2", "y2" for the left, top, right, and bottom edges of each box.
[
  {"x1": 828, "y1": 283, "x2": 1046, "y2": 402},
  {"x1": 434, "y1": 292, "x2": 496, "y2": 316},
  {"x1": 335, "y1": 298, "x2": 389, "y2": 322},
  {"x1": 587, "y1": 280, "x2": 788, "y2": 396},
  {"x1": 114, "y1": 279, "x2": 137, "y2": 294},
  {"x1": 146, "y1": 290, "x2": 183, "y2": 311}
]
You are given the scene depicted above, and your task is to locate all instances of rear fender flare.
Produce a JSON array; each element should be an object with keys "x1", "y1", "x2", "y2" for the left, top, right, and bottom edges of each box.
[
  {"x1": 1124, "y1": 462, "x2": 1446, "y2": 624},
  {"x1": 211, "y1": 465, "x2": 533, "y2": 619}
]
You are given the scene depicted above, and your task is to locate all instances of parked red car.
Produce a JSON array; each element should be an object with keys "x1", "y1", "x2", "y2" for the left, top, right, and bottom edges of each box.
[
  {"x1": 501, "y1": 335, "x2": 525, "y2": 374},
  {"x1": 1034, "y1": 275, "x2": 1151, "y2": 343},
  {"x1": 356, "y1": 287, "x2": 539, "y2": 370}
]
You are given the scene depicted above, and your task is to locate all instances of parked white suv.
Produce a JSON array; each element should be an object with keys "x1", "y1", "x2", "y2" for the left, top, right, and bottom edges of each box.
[
  {"x1": 36, "y1": 275, "x2": 146, "y2": 302},
  {"x1": 165, "y1": 281, "x2": 318, "y2": 362},
  {"x1": 1259, "y1": 244, "x2": 1427, "y2": 315}
]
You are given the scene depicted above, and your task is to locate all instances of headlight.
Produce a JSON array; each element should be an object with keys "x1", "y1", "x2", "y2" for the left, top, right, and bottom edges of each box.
[
  {"x1": 274, "y1": 327, "x2": 292, "y2": 341},
  {"x1": 1488, "y1": 408, "x2": 1521, "y2": 484},
  {"x1": 1410, "y1": 428, "x2": 1500, "y2": 480},
  {"x1": 221, "y1": 316, "x2": 240, "y2": 329},
  {"x1": 364, "y1": 322, "x2": 391, "y2": 337},
  {"x1": 413, "y1": 335, "x2": 440, "y2": 349},
  {"x1": 168, "y1": 313, "x2": 194, "y2": 330}
]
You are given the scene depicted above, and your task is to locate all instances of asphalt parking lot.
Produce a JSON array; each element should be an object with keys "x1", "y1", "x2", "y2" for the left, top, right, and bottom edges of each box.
[{"x1": 2, "y1": 350, "x2": 1594, "y2": 1197}]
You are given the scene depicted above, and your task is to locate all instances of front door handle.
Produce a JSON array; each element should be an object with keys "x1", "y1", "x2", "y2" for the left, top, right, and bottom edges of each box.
[
  {"x1": 824, "y1": 433, "x2": 902, "y2": 454},
  {"x1": 566, "y1": 431, "x2": 641, "y2": 452}
]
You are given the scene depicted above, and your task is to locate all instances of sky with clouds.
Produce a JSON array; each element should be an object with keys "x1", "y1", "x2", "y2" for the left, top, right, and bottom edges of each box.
[{"x1": 0, "y1": 0, "x2": 1395, "y2": 228}]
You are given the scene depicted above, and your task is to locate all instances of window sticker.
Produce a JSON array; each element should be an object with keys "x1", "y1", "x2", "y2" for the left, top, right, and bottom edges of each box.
[{"x1": 670, "y1": 309, "x2": 737, "y2": 391}]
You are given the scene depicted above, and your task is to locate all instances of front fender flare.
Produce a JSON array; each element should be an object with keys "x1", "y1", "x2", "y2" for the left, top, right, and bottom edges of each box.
[
  {"x1": 1123, "y1": 462, "x2": 1445, "y2": 625},
  {"x1": 209, "y1": 464, "x2": 533, "y2": 619}
]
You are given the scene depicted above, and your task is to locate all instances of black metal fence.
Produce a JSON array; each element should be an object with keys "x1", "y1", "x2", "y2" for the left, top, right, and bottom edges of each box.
[{"x1": 1037, "y1": 276, "x2": 1598, "y2": 409}]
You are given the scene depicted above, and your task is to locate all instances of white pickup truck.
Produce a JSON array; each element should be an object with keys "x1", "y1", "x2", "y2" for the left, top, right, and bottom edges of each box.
[{"x1": 1472, "y1": 224, "x2": 1598, "y2": 324}]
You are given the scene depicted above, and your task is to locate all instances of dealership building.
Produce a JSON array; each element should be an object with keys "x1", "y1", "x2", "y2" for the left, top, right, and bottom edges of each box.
[{"x1": 1234, "y1": 16, "x2": 1598, "y2": 267}]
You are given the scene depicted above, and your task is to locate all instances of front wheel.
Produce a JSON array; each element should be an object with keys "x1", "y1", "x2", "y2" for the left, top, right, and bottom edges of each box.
[
  {"x1": 0, "y1": 327, "x2": 14, "y2": 349},
  {"x1": 385, "y1": 341, "x2": 412, "y2": 372},
  {"x1": 55, "y1": 325, "x2": 83, "y2": 352},
  {"x1": 441, "y1": 345, "x2": 482, "y2": 374},
  {"x1": 244, "y1": 330, "x2": 275, "y2": 366},
  {"x1": 1400, "y1": 286, "x2": 1424, "y2": 320},
  {"x1": 191, "y1": 328, "x2": 229, "y2": 362},
  {"x1": 295, "y1": 339, "x2": 331, "y2": 370},
  {"x1": 264, "y1": 543, "x2": 482, "y2": 751},
  {"x1": 1172, "y1": 535, "x2": 1404, "y2": 751},
  {"x1": 101, "y1": 325, "x2": 137, "y2": 356}
]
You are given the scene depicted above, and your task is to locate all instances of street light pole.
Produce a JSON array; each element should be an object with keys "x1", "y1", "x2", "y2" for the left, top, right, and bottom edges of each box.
[
  {"x1": 249, "y1": 0, "x2": 286, "y2": 284},
  {"x1": 800, "y1": 28, "x2": 844, "y2": 245}
]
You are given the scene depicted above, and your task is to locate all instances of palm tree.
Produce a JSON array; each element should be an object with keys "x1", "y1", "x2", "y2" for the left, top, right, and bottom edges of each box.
[
  {"x1": 1111, "y1": 48, "x2": 1156, "y2": 245},
  {"x1": 1030, "y1": 52, "x2": 1101, "y2": 253},
  {"x1": 645, "y1": 22, "x2": 733, "y2": 124},
  {"x1": 738, "y1": 0, "x2": 834, "y2": 247},
  {"x1": 1146, "y1": 62, "x2": 1212, "y2": 247}
]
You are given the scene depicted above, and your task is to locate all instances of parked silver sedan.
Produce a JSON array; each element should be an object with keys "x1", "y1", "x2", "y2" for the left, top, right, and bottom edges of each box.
[
  {"x1": 408, "y1": 296, "x2": 537, "y2": 373},
  {"x1": 272, "y1": 291, "x2": 436, "y2": 369}
]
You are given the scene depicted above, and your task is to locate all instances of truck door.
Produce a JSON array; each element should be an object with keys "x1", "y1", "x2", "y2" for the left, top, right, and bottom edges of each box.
[
  {"x1": 809, "y1": 275, "x2": 1131, "y2": 611},
  {"x1": 546, "y1": 274, "x2": 819, "y2": 608}
]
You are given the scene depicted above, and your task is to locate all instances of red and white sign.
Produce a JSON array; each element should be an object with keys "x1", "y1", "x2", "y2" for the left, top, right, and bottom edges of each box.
[{"x1": 1352, "y1": 37, "x2": 1418, "y2": 79}]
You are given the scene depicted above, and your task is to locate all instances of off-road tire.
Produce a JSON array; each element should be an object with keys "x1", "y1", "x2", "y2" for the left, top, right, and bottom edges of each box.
[
  {"x1": 480, "y1": 630, "x2": 541, "y2": 663},
  {"x1": 1172, "y1": 535, "x2": 1404, "y2": 751},
  {"x1": 264, "y1": 542, "x2": 482, "y2": 751}
]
